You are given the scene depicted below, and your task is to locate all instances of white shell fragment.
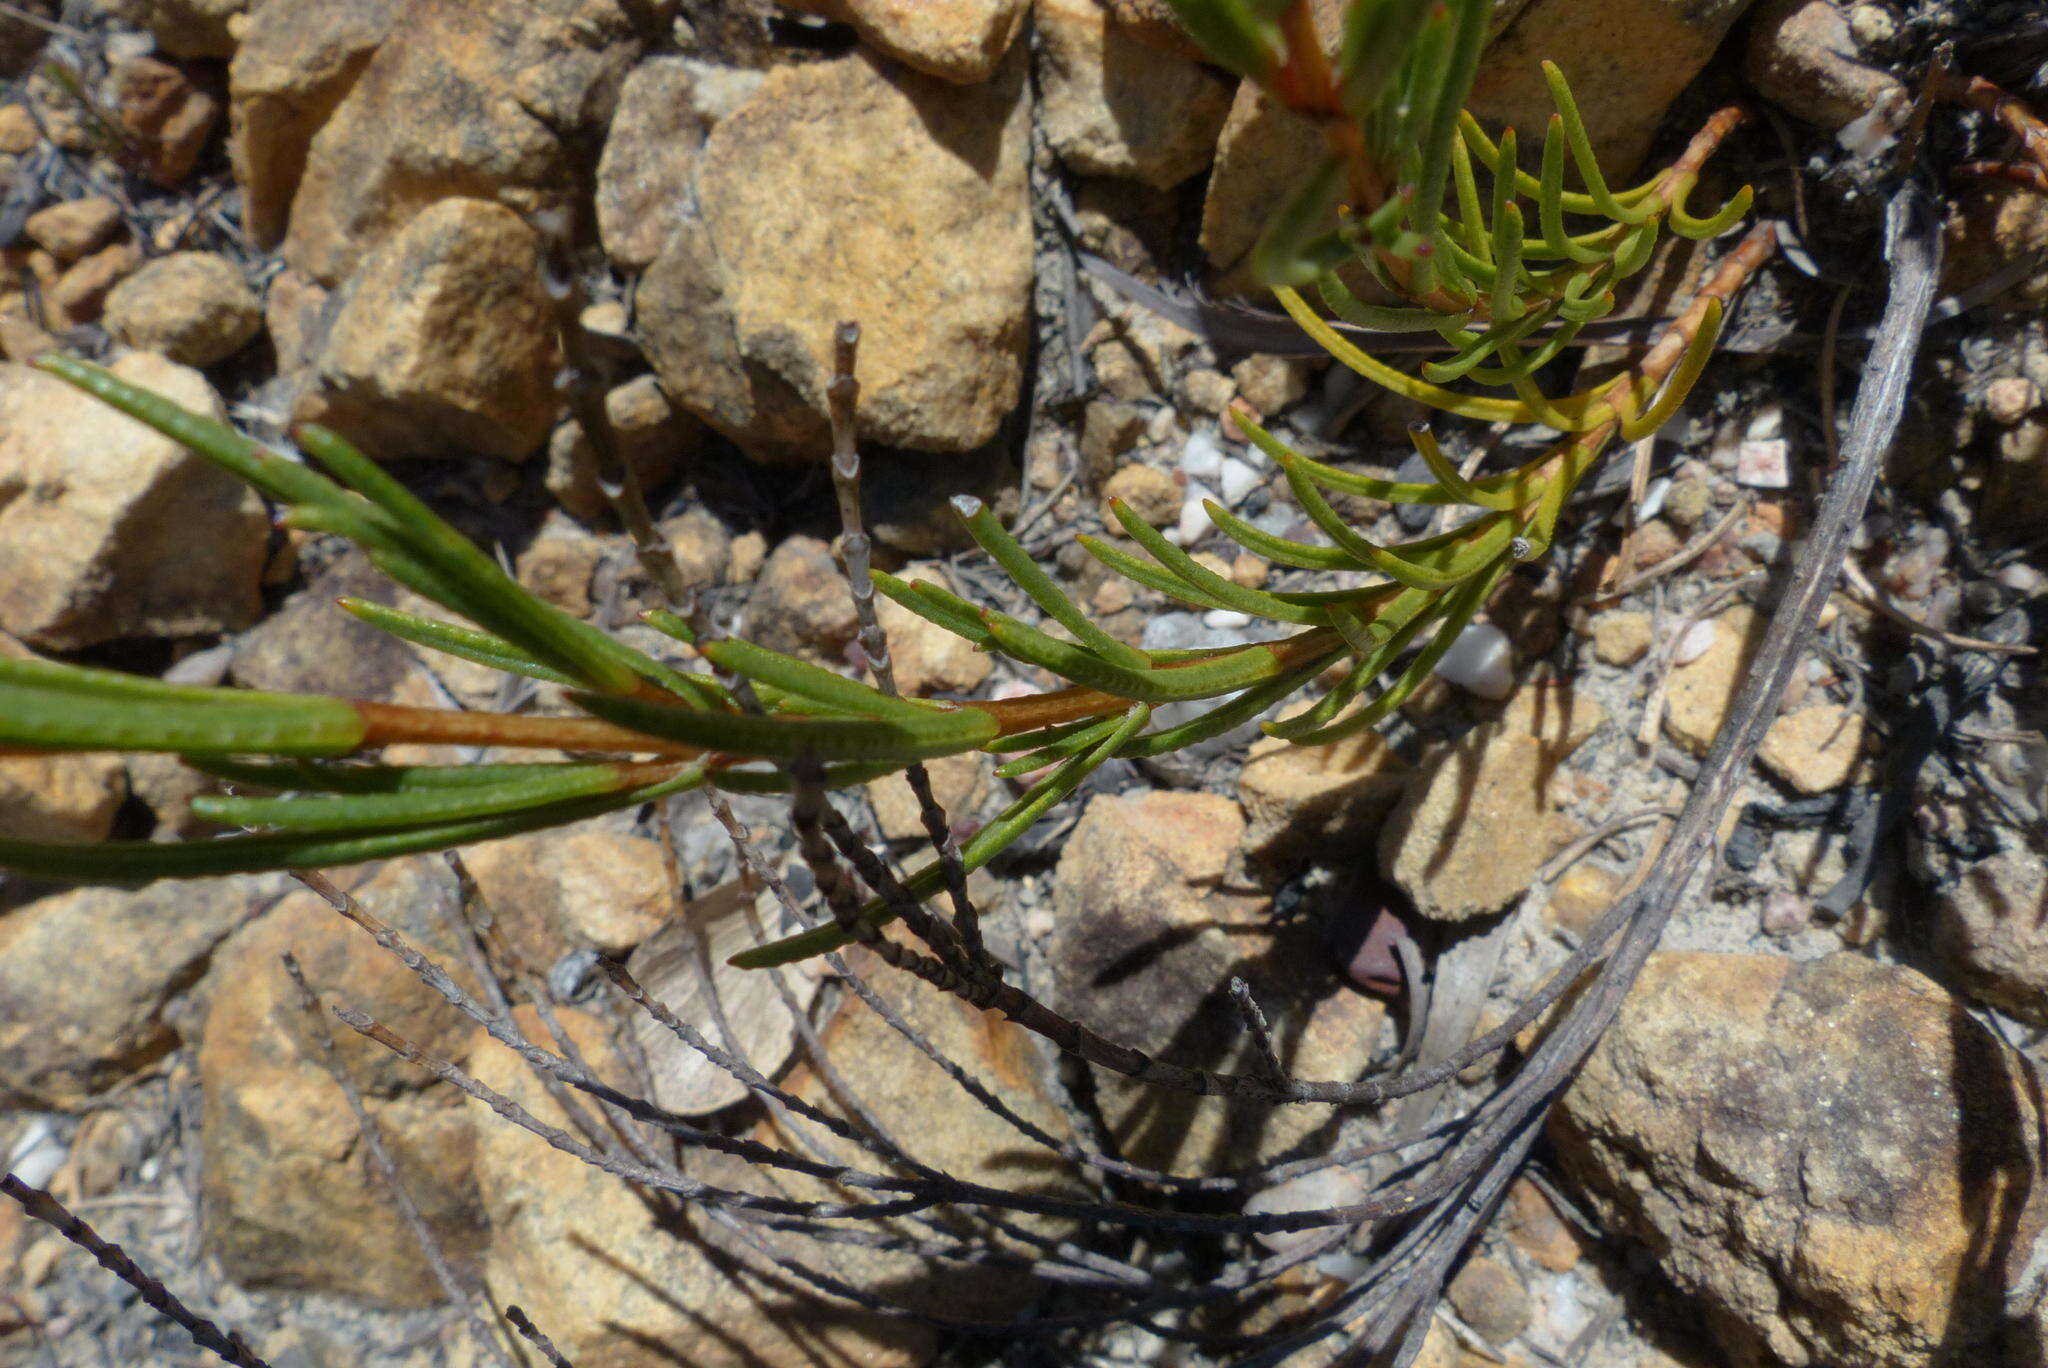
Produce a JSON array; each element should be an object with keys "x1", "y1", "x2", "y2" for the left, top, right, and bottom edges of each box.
[
  {"x1": 1433, "y1": 621, "x2": 1515, "y2": 699},
  {"x1": 6, "y1": 1117, "x2": 66, "y2": 1190}
]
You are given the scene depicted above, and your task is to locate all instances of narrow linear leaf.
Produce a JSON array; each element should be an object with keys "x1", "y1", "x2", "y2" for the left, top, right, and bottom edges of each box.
[
  {"x1": 339, "y1": 598, "x2": 579, "y2": 686},
  {"x1": 0, "y1": 769, "x2": 706, "y2": 885},
  {"x1": 702, "y1": 639, "x2": 941, "y2": 724},
  {"x1": 954, "y1": 496, "x2": 1150, "y2": 670},
  {"x1": 573, "y1": 693, "x2": 997, "y2": 763},
  {"x1": 193, "y1": 765, "x2": 647, "y2": 832},
  {"x1": 0, "y1": 659, "x2": 366, "y2": 758}
]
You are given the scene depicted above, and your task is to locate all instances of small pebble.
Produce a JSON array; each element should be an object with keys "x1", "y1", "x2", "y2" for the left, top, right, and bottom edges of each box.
[
  {"x1": 1180, "y1": 427, "x2": 1224, "y2": 480},
  {"x1": 1217, "y1": 455, "x2": 1260, "y2": 505},
  {"x1": 1762, "y1": 889, "x2": 1810, "y2": 937},
  {"x1": 1244, "y1": 1166, "x2": 1371, "y2": 1253},
  {"x1": 1591, "y1": 610, "x2": 1651, "y2": 666},
  {"x1": 1735, "y1": 406, "x2": 1792, "y2": 489},
  {"x1": 1166, "y1": 480, "x2": 1218, "y2": 546},
  {"x1": 1433, "y1": 622, "x2": 1515, "y2": 699},
  {"x1": 1670, "y1": 618, "x2": 1718, "y2": 665},
  {"x1": 1985, "y1": 376, "x2": 2041, "y2": 425}
]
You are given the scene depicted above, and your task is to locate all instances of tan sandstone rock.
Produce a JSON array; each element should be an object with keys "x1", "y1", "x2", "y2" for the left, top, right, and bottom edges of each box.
[
  {"x1": 1758, "y1": 702, "x2": 1866, "y2": 794},
  {"x1": 0, "y1": 752, "x2": 126, "y2": 845},
  {"x1": 1379, "y1": 680, "x2": 1604, "y2": 922},
  {"x1": 461, "y1": 828, "x2": 676, "y2": 968},
  {"x1": 866, "y1": 750, "x2": 992, "y2": 841},
  {"x1": 283, "y1": 0, "x2": 653, "y2": 286},
  {"x1": 592, "y1": 55, "x2": 751, "y2": 273},
  {"x1": 746, "y1": 535, "x2": 858, "y2": 661},
  {"x1": 1238, "y1": 723, "x2": 1408, "y2": 866},
  {"x1": 228, "y1": 0, "x2": 404, "y2": 247},
  {"x1": 472, "y1": 968, "x2": 1076, "y2": 1367},
  {"x1": 1468, "y1": 0, "x2": 1762, "y2": 180},
  {"x1": 1048, "y1": 791, "x2": 1385, "y2": 1170},
  {"x1": 875, "y1": 563, "x2": 993, "y2": 696},
  {"x1": 638, "y1": 47, "x2": 1031, "y2": 461},
  {"x1": 297, "y1": 198, "x2": 559, "y2": 461},
  {"x1": 1745, "y1": 0, "x2": 1907, "y2": 131},
  {"x1": 1933, "y1": 845, "x2": 2048, "y2": 1026},
  {"x1": 0, "y1": 876, "x2": 286, "y2": 1107},
  {"x1": 783, "y1": 0, "x2": 1026, "y2": 84},
  {"x1": 0, "y1": 353, "x2": 267, "y2": 648},
  {"x1": 1663, "y1": 604, "x2": 1761, "y2": 756},
  {"x1": 1035, "y1": 0, "x2": 1233, "y2": 189},
  {"x1": 200, "y1": 860, "x2": 483, "y2": 1305},
  {"x1": 103, "y1": 252, "x2": 263, "y2": 366},
  {"x1": 1552, "y1": 951, "x2": 2048, "y2": 1368}
]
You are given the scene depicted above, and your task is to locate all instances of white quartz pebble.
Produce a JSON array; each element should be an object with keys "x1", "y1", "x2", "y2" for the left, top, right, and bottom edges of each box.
[{"x1": 1433, "y1": 622, "x2": 1515, "y2": 699}]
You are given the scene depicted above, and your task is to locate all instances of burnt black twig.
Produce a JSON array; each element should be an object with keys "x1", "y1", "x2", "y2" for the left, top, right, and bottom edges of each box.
[{"x1": 0, "y1": 1173, "x2": 270, "y2": 1368}]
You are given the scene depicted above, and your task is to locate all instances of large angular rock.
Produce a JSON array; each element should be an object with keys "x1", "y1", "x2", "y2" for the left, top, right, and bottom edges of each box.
[
  {"x1": 1047, "y1": 791, "x2": 1385, "y2": 1170},
  {"x1": 1237, "y1": 721, "x2": 1408, "y2": 866},
  {"x1": 638, "y1": 47, "x2": 1031, "y2": 461},
  {"x1": 1379, "y1": 680, "x2": 1603, "y2": 922},
  {"x1": 228, "y1": 0, "x2": 404, "y2": 248},
  {"x1": 1552, "y1": 952, "x2": 2048, "y2": 1368},
  {"x1": 1200, "y1": 81, "x2": 1324, "y2": 292},
  {"x1": 296, "y1": 198, "x2": 560, "y2": 461},
  {"x1": 592, "y1": 56, "x2": 743, "y2": 274},
  {"x1": 283, "y1": 0, "x2": 657, "y2": 286},
  {"x1": 0, "y1": 752, "x2": 126, "y2": 844},
  {"x1": 780, "y1": 0, "x2": 1026, "y2": 84},
  {"x1": 1467, "y1": 0, "x2": 1761, "y2": 180},
  {"x1": 0, "y1": 877, "x2": 286, "y2": 1108},
  {"x1": 1035, "y1": 0, "x2": 1233, "y2": 189},
  {"x1": 200, "y1": 859, "x2": 483, "y2": 1305},
  {"x1": 0, "y1": 352, "x2": 267, "y2": 648}
]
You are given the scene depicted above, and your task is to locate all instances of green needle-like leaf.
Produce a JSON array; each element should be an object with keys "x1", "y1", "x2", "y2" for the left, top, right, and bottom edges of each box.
[
  {"x1": 339, "y1": 599, "x2": 579, "y2": 686},
  {"x1": 0, "y1": 768, "x2": 705, "y2": 885},
  {"x1": 0, "y1": 658, "x2": 366, "y2": 757},
  {"x1": 573, "y1": 693, "x2": 997, "y2": 763},
  {"x1": 954, "y1": 496, "x2": 1150, "y2": 669},
  {"x1": 980, "y1": 609, "x2": 1300, "y2": 704},
  {"x1": 701, "y1": 639, "x2": 947, "y2": 723},
  {"x1": 193, "y1": 764, "x2": 649, "y2": 831},
  {"x1": 872, "y1": 572, "x2": 994, "y2": 648},
  {"x1": 1103, "y1": 500, "x2": 1325, "y2": 625}
]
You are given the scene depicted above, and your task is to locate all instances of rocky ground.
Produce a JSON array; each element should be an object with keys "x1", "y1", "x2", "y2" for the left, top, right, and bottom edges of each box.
[{"x1": 1, "y1": 0, "x2": 2046, "y2": 1366}]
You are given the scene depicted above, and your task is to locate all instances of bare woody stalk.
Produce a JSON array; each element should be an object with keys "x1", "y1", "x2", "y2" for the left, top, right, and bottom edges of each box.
[
  {"x1": 823, "y1": 321, "x2": 984, "y2": 957},
  {"x1": 0, "y1": 1175, "x2": 273, "y2": 1368}
]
